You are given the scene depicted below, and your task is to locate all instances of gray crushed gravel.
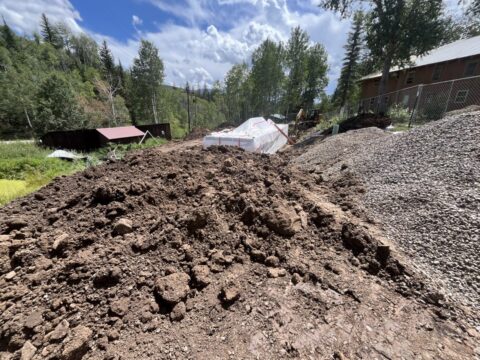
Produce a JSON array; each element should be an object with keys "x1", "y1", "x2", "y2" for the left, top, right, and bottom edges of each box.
[{"x1": 294, "y1": 112, "x2": 480, "y2": 314}]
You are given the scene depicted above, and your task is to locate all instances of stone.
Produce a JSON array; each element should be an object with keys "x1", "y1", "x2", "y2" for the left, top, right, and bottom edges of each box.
[
  {"x1": 223, "y1": 158, "x2": 234, "y2": 167},
  {"x1": 291, "y1": 273, "x2": 302, "y2": 284},
  {"x1": 113, "y1": 218, "x2": 133, "y2": 235},
  {"x1": 170, "y1": 302, "x2": 186, "y2": 321},
  {"x1": 24, "y1": 311, "x2": 43, "y2": 330},
  {"x1": 53, "y1": 233, "x2": 69, "y2": 251},
  {"x1": 192, "y1": 265, "x2": 211, "y2": 287},
  {"x1": 154, "y1": 272, "x2": 190, "y2": 304},
  {"x1": 107, "y1": 329, "x2": 120, "y2": 342},
  {"x1": 61, "y1": 326, "x2": 92, "y2": 360},
  {"x1": 250, "y1": 249, "x2": 266, "y2": 263},
  {"x1": 20, "y1": 341, "x2": 37, "y2": 360},
  {"x1": 5, "y1": 271, "x2": 16, "y2": 281},
  {"x1": 220, "y1": 285, "x2": 240, "y2": 304},
  {"x1": 265, "y1": 256, "x2": 280, "y2": 268},
  {"x1": 110, "y1": 299, "x2": 129, "y2": 317},
  {"x1": 46, "y1": 319, "x2": 69, "y2": 342},
  {"x1": 267, "y1": 268, "x2": 287, "y2": 278}
]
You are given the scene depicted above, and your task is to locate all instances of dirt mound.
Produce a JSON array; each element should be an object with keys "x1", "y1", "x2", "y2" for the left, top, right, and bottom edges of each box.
[
  {"x1": 0, "y1": 146, "x2": 477, "y2": 359},
  {"x1": 184, "y1": 128, "x2": 210, "y2": 141},
  {"x1": 294, "y1": 111, "x2": 480, "y2": 324},
  {"x1": 322, "y1": 113, "x2": 392, "y2": 135}
]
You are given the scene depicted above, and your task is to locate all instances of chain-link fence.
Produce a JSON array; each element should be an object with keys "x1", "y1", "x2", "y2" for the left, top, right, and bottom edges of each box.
[{"x1": 327, "y1": 75, "x2": 480, "y2": 126}]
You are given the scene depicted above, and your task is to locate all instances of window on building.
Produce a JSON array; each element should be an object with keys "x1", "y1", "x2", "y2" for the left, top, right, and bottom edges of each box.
[
  {"x1": 464, "y1": 62, "x2": 478, "y2": 77},
  {"x1": 454, "y1": 90, "x2": 469, "y2": 103},
  {"x1": 432, "y1": 64, "x2": 443, "y2": 81},
  {"x1": 405, "y1": 70, "x2": 415, "y2": 84}
]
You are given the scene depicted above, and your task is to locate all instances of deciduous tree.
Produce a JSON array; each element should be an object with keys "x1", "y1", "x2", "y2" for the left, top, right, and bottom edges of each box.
[
  {"x1": 131, "y1": 40, "x2": 164, "y2": 123},
  {"x1": 320, "y1": 0, "x2": 448, "y2": 113}
]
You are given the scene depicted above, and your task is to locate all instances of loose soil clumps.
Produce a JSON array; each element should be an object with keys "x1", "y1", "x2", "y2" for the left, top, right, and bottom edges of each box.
[{"x1": 0, "y1": 145, "x2": 477, "y2": 359}]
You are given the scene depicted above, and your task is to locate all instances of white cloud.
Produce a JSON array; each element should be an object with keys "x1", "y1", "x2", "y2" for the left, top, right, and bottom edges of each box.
[
  {"x1": 2, "y1": 0, "x2": 350, "y2": 93},
  {"x1": 0, "y1": 0, "x2": 83, "y2": 35},
  {"x1": 132, "y1": 15, "x2": 143, "y2": 26}
]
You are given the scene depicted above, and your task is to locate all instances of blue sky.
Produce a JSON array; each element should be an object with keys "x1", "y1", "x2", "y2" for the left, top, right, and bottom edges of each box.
[{"x1": 1, "y1": 0, "x2": 354, "y2": 93}]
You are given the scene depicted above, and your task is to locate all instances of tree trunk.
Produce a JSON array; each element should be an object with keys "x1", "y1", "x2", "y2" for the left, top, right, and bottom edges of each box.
[
  {"x1": 152, "y1": 92, "x2": 158, "y2": 124},
  {"x1": 377, "y1": 54, "x2": 392, "y2": 115},
  {"x1": 109, "y1": 93, "x2": 117, "y2": 126},
  {"x1": 24, "y1": 107, "x2": 33, "y2": 129}
]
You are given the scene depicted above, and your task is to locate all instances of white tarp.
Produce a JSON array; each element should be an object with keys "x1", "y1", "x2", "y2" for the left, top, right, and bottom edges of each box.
[{"x1": 202, "y1": 117, "x2": 289, "y2": 154}]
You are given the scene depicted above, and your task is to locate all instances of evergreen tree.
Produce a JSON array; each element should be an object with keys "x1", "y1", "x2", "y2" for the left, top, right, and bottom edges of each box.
[
  {"x1": 1, "y1": 17, "x2": 17, "y2": 49},
  {"x1": 333, "y1": 11, "x2": 363, "y2": 107},
  {"x1": 131, "y1": 40, "x2": 164, "y2": 123},
  {"x1": 99, "y1": 40, "x2": 115, "y2": 76},
  {"x1": 320, "y1": 0, "x2": 449, "y2": 113},
  {"x1": 40, "y1": 13, "x2": 61, "y2": 49}
]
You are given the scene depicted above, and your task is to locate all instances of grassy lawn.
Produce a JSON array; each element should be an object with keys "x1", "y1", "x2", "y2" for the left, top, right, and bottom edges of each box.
[{"x1": 0, "y1": 137, "x2": 167, "y2": 206}]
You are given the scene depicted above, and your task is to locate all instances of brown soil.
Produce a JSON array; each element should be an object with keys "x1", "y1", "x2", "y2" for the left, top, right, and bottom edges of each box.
[
  {"x1": 183, "y1": 128, "x2": 210, "y2": 141},
  {"x1": 0, "y1": 144, "x2": 477, "y2": 359},
  {"x1": 322, "y1": 113, "x2": 392, "y2": 135}
]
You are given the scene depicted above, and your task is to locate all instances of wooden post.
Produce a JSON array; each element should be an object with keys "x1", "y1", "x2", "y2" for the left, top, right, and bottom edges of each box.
[{"x1": 186, "y1": 83, "x2": 191, "y2": 134}]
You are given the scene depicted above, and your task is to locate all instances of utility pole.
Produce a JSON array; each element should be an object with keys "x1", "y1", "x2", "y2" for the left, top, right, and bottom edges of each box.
[{"x1": 186, "y1": 83, "x2": 191, "y2": 134}]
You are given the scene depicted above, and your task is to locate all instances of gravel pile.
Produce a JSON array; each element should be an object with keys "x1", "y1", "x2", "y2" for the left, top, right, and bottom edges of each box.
[{"x1": 294, "y1": 111, "x2": 480, "y2": 313}]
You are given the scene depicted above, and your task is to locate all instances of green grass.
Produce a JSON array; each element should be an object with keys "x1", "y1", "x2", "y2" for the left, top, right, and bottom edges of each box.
[
  {"x1": 0, "y1": 137, "x2": 168, "y2": 206},
  {"x1": 390, "y1": 123, "x2": 412, "y2": 132},
  {"x1": 0, "y1": 179, "x2": 28, "y2": 205}
]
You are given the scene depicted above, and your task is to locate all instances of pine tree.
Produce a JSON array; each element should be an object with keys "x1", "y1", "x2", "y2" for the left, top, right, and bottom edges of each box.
[
  {"x1": 1, "y1": 17, "x2": 17, "y2": 49},
  {"x1": 40, "y1": 13, "x2": 61, "y2": 48},
  {"x1": 333, "y1": 11, "x2": 363, "y2": 107},
  {"x1": 99, "y1": 40, "x2": 115, "y2": 76}
]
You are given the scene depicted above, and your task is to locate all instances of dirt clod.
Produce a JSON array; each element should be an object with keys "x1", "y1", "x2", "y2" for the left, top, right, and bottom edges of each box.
[
  {"x1": 154, "y1": 272, "x2": 190, "y2": 305},
  {"x1": 61, "y1": 325, "x2": 92, "y2": 360}
]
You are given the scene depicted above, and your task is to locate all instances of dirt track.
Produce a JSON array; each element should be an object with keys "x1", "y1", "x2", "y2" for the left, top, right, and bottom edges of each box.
[{"x1": 0, "y1": 144, "x2": 478, "y2": 359}]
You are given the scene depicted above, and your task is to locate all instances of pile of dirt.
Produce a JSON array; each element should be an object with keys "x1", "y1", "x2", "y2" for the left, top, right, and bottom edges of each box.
[
  {"x1": 184, "y1": 128, "x2": 210, "y2": 141},
  {"x1": 322, "y1": 113, "x2": 392, "y2": 135},
  {"x1": 294, "y1": 112, "x2": 480, "y2": 322},
  {"x1": 1, "y1": 146, "x2": 478, "y2": 359}
]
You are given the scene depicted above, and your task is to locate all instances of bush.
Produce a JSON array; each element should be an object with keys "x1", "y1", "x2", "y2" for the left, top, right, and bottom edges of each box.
[
  {"x1": 387, "y1": 104, "x2": 410, "y2": 123},
  {"x1": 418, "y1": 101, "x2": 445, "y2": 122}
]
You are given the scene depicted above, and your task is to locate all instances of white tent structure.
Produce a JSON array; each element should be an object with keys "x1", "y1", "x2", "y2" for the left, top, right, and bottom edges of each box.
[{"x1": 202, "y1": 117, "x2": 289, "y2": 154}]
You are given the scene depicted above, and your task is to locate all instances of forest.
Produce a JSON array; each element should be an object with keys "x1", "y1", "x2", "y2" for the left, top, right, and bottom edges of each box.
[
  {"x1": 0, "y1": 15, "x2": 329, "y2": 139},
  {"x1": 1, "y1": 1, "x2": 479, "y2": 139}
]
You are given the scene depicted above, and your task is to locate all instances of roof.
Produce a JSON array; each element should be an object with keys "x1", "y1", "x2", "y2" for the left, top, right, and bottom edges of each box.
[
  {"x1": 361, "y1": 35, "x2": 480, "y2": 80},
  {"x1": 96, "y1": 126, "x2": 144, "y2": 140}
]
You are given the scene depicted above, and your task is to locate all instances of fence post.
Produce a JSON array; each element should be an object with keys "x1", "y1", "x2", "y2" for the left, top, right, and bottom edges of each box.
[
  {"x1": 408, "y1": 84, "x2": 423, "y2": 128},
  {"x1": 444, "y1": 79, "x2": 455, "y2": 115}
]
